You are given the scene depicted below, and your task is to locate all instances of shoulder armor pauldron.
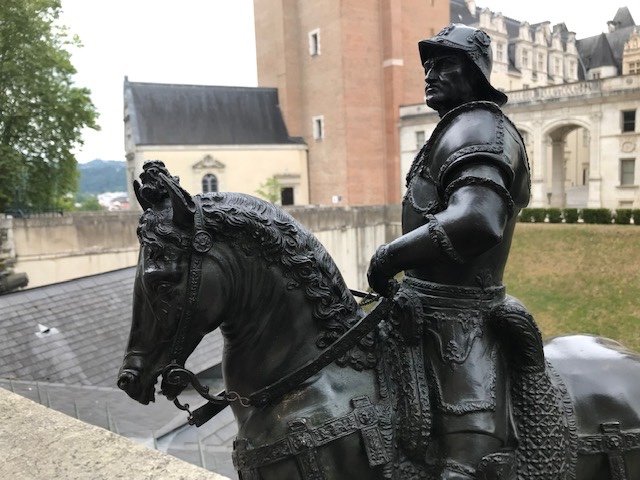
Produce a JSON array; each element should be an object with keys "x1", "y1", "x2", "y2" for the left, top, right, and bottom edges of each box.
[{"x1": 405, "y1": 101, "x2": 507, "y2": 187}]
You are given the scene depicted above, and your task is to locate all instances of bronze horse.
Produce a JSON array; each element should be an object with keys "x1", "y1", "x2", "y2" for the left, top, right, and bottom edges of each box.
[{"x1": 118, "y1": 166, "x2": 640, "y2": 479}]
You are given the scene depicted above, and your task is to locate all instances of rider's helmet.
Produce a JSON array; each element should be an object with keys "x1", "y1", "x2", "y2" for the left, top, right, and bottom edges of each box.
[{"x1": 418, "y1": 23, "x2": 508, "y2": 106}]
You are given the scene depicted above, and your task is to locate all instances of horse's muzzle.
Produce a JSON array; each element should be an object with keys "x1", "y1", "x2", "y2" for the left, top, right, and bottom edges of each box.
[{"x1": 117, "y1": 368, "x2": 140, "y2": 391}]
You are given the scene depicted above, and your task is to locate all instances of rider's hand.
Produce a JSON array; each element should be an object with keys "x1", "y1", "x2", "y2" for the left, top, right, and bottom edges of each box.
[{"x1": 367, "y1": 244, "x2": 398, "y2": 297}]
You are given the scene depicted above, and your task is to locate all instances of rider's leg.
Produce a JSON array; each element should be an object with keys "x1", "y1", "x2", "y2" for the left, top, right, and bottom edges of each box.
[
  {"x1": 437, "y1": 431, "x2": 504, "y2": 479},
  {"x1": 432, "y1": 393, "x2": 516, "y2": 480}
]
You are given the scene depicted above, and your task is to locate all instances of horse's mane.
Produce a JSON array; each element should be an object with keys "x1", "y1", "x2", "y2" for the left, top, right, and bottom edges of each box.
[{"x1": 199, "y1": 192, "x2": 375, "y2": 370}]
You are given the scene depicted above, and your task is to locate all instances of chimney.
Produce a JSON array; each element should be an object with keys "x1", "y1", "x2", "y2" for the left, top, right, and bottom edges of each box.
[
  {"x1": 465, "y1": 0, "x2": 476, "y2": 15},
  {"x1": 607, "y1": 20, "x2": 618, "y2": 32}
]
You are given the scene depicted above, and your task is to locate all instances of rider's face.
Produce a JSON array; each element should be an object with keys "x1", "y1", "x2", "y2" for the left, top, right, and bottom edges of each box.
[{"x1": 424, "y1": 54, "x2": 477, "y2": 115}]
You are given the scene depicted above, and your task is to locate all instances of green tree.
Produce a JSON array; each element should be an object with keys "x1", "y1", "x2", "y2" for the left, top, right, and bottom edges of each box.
[
  {"x1": 256, "y1": 176, "x2": 282, "y2": 204},
  {"x1": 77, "y1": 195, "x2": 102, "y2": 211},
  {"x1": 0, "y1": 0, "x2": 98, "y2": 211}
]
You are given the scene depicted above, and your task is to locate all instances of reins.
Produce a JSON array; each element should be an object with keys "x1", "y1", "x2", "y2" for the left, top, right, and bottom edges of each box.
[{"x1": 160, "y1": 195, "x2": 391, "y2": 427}]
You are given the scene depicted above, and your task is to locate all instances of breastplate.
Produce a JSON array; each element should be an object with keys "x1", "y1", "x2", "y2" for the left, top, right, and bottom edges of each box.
[{"x1": 402, "y1": 170, "x2": 442, "y2": 235}]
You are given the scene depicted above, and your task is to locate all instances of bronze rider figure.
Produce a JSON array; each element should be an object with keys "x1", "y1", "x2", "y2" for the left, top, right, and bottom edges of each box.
[{"x1": 368, "y1": 24, "x2": 532, "y2": 480}]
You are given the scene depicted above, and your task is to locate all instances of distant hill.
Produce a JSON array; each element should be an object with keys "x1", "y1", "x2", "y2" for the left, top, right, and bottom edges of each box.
[{"x1": 78, "y1": 160, "x2": 127, "y2": 194}]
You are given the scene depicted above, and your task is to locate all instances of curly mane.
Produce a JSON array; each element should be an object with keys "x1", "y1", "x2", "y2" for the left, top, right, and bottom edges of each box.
[{"x1": 135, "y1": 191, "x2": 375, "y2": 370}]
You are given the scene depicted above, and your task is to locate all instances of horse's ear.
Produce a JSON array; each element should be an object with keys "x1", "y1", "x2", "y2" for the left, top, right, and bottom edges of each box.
[
  {"x1": 133, "y1": 180, "x2": 152, "y2": 211},
  {"x1": 158, "y1": 173, "x2": 195, "y2": 230}
]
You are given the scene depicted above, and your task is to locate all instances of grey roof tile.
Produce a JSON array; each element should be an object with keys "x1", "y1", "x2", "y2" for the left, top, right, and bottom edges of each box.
[
  {"x1": 0, "y1": 267, "x2": 224, "y2": 386},
  {"x1": 125, "y1": 80, "x2": 304, "y2": 147}
]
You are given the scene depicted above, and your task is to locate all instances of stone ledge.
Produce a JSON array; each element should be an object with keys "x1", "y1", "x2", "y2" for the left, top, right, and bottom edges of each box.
[{"x1": 0, "y1": 387, "x2": 229, "y2": 480}]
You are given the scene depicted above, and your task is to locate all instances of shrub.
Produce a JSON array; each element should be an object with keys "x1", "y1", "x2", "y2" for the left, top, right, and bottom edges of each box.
[
  {"x1": 614, "y1": 209, "x2": 633, "y2": 225},
  {"x1": 581, "y1": 208, "x2": 612, "y2": 224},
  {"x1": 547, "y1": 208, "x2": 562, "y2": 223},
  {"x1": 633, "y1": 209, "x2": 640, "y2": 225},
  {"x1": 520, "y1": 208, "x2": 546, "y2": 222},
  {"x1": 563, "y1": 208, "x2": 579, "y2": 224}
]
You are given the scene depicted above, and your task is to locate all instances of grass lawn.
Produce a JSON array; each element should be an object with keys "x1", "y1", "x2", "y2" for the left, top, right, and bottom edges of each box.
[{"x1": 504, "y1": 223, "x2": 640, "y2": 352}]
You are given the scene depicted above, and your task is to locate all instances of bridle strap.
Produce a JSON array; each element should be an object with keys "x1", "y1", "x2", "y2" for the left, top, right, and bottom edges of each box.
[{"x1": 168, "y1": 195, "x2": 212, "y2": 365}]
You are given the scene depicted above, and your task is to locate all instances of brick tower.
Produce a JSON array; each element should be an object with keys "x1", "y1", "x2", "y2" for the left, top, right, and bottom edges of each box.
[{"x1": 254, "y1": 0, "x2": 449, "y2": 205}]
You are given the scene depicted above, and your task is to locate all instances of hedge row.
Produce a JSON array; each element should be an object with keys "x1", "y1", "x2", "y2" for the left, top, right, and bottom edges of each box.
[{"x1": 519, "y1": 208, "x2": 640, "y2": 224}]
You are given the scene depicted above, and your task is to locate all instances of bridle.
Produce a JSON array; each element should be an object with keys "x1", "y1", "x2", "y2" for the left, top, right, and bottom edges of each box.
[{"x1": 160, "y1": 195, "x2": 391, "y2": 427}]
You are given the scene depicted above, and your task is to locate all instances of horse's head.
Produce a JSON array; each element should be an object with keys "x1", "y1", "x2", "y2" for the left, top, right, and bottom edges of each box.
[
  {"x1": 118, "y1": 162, "x2": 375, "y2": 410},
  {"x1": 117, "y1": 161, "x2": 223, "y2": 404}
]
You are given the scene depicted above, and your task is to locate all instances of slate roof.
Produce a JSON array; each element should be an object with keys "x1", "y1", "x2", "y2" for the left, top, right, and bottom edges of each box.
[
  {"x1": 577, "y1": 33, "x2": 618, "y2": 73},
  {"x1": 125, "y1": 79, "x2": 304, "y2": 147},
  {"x1": 576, "y1": 7, "x2": 637, "y2": 76},
  {"x1": 611, "y1": 7, "x2": 636, "y2": 30},
  {"x1": 0, "y1": 267, "x2": 224, "y2": 386}
]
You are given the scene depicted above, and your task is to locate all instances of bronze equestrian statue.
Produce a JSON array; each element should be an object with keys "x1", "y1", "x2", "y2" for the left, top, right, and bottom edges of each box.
[{"x1": 118, "y1": 25, "x2": 640, "y2": 480}]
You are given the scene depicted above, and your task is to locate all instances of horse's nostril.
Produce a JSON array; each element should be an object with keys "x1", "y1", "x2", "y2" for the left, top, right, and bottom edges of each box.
[{"x1": 117, "y1": 371, "x2": 137, "y2": 390}]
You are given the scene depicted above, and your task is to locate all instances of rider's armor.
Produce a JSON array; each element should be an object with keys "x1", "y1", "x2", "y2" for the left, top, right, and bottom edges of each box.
[
  {"x1": 399, "y1": 99, "x2": 533, "y2": 478},
  {"x1": 403, "y1": 100, "x2": 530, "y2": 286}
]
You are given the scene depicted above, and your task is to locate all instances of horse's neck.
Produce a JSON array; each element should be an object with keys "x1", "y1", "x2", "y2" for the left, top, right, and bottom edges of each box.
[{"x1": 219, "y1": 254, "x2": 323, "y2": 395}]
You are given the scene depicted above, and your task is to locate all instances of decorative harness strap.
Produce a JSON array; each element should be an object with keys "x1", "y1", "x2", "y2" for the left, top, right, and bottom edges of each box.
[
  {"x1": 233, "y1": 396, "x2": 390, "y2": 478},
  {"x1": 578, "y1": 422, "x2": 640, "y2": 480},
  {"x1": 161, "y1": 195, "x2": 392, "y2": 426}
]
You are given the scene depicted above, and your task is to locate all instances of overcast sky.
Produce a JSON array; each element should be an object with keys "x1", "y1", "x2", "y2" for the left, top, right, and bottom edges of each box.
[{"x1": 58, "y1": 0, "x2": 634, "y2": 163}]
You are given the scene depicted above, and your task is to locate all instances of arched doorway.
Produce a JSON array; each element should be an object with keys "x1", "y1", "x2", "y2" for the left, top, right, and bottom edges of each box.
[{"x1": 543, "y1": 122, "x2": 592, "y2": 208}]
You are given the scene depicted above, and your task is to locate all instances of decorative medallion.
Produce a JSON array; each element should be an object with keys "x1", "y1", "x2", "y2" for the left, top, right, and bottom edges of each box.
[
  {"x1": 193, "y1": 230, "x2": 213, "y2": 253},
  {"x1": 621, "y1": 141, "x2": 635, "y2": 153}
]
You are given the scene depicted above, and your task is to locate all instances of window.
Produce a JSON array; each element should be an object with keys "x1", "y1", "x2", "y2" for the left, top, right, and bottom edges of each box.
[
  {"x1": 496, "y1": 42, "x2": 504, "y2": 62},
  {"x1": 620, "y1": 159, "x2": 636, "y2": 185},
  {"x1": 281, "y1": 187, "x2": 294, "y2": 206},
  {"x1": 629, "y1": 61, "x2": 640, "y2": 74},
  {"x1": 202, "y1": 174, "x2": 218, "y2": 193},
  {"x1": 537, "y1": 53, "x2": 544, "y2": 71},
  {"x1": 308, "y1": 29, "x2": 320, "y2": 56},
  {"x1": 592, "y1": 71, "x2": 601, "y2": 79},
  {"x1": 569, "y1": 60, "x2": 576, "y2": 76},
  {"x1": 622, "y1": 110, "x2": 636, "y2": 132},
  {"x1": 521, "y1": 50, "x2": 528, "y2": 68},
  {"x1": 554, "y1": 58, "x2": 561, "y2": 75},
  {"x1": 312, "y1": 115, "x2": 324, "y2": 140},
  {"x1": 415, "y1": 130, "x2": 425, "y2": 149},
  {"x1": 523, "y1": 84, "x2": 529, "y2": 90}
]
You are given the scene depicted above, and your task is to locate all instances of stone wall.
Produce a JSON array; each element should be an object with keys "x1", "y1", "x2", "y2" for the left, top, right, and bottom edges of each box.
[
  {"x1": 12, "y1": 212, "x2": 141, "y2": 288},
  {"x1": 0, "y1": 387, "x2": 229, "y2": 480},
  {"x1": 10, "y1": 206, "x2": 401, "y2": 290}
]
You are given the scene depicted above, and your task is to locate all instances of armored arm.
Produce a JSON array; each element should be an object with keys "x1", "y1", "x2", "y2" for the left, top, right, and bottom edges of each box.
[{"x1": 368, "y1": 159, "x2": 513, "y2": 295}]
